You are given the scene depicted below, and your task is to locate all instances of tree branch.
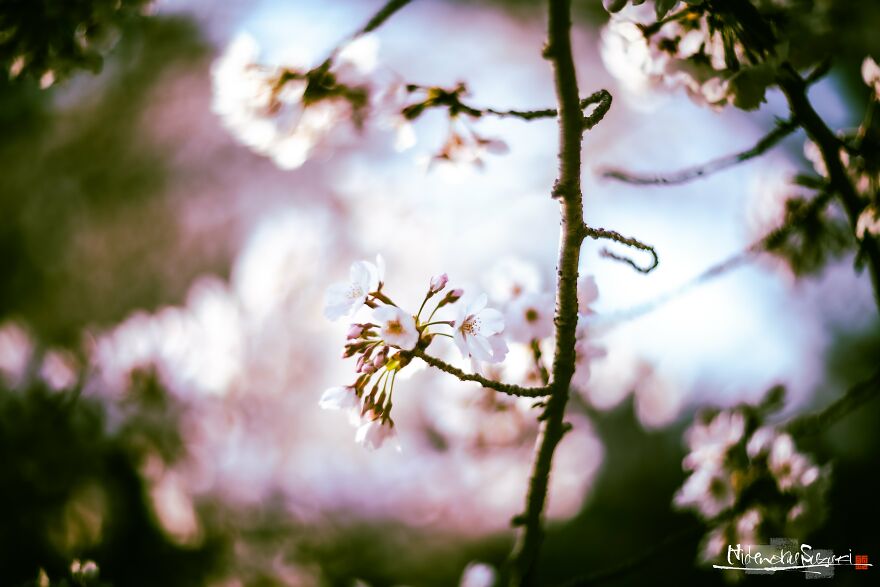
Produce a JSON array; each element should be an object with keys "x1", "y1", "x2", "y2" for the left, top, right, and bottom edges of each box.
[
  {"x1": 598, "y1": 118, "x2": 798, "y2": 186},
  {"x1": 509, "y1": 0, "x2": 589, "y2": 583},
  {"x1": 777, "y1": 64, "x2": 880, "y2": 313},
  {"x1": 583, "y1": 225, "x2": 659, "y2": 273},
  {"x1": 404, "y1": 86, "x2": 612, "y2": 122},
  {"x1": 411, "y1": 348, "x2": 551, "y2": 398},
  {"x1": 786, "y1": 369, "x2": 880, "y2": 438}
]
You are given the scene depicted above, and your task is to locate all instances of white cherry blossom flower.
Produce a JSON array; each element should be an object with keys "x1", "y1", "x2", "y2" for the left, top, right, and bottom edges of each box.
[
  {"x1": 319, "y1": 385, "x2": 359, "y2": 411},
  {"x1": 673, "y1": 465, "x2": 736, "y2": 519},
  {"x1": 505, "y1": 292, "x2": 554, "y2": 343},
  {"x1": 355, "y1": 418, "x2": 400, "y2": 451},
  {"x1": 323, "y1": 255, "x2": 385, "y2": 320},
  {"x1": 682, "y1": 410, "x2": 745, "y2": 471},
  {"x1": 469, "y1": 334, "x2": 509, "y2": 375},
  {"x1": 372, "y1": 305, "x2": 419, "y2": 350},
  {"x1": 453, "y1": 294, "x2": 505, "y2": 363}
]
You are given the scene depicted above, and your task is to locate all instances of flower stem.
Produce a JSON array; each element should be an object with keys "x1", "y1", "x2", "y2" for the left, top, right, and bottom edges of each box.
[
  {"x1": 508, "y1": 0, "x2": 587, "y2": 583},
  {"x1": 411, "y1": 348, "x2": 550, "y2": 398}
]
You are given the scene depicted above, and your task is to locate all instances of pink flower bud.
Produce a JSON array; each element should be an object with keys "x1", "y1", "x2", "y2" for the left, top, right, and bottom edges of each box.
[
  {"x1": 373, "y1": 346, "x2": 389, "y2": 369},
  {"x1": 429, "y1": 273, "x2": 449, "y2": 294}
]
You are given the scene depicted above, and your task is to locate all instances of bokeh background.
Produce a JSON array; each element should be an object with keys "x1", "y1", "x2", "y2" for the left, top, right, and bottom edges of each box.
[{"x1": 1, "y1": 0, "x2": 879, "y2": 585}]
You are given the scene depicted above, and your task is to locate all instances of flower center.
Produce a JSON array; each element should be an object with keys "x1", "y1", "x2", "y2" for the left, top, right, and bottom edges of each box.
[
  {"x1": 525, "y1": 308, "x2": 539, "y2": 322},
  {"x1": 708, "y1": 476, "x2": 728, "y2": 499},
  {"x1": 347, "y1": 285, "x2": 364, "y2": 300},
  {"x1": 386, "y1": 319, "x2": 403, "y2": 335},
  {"x1": 461, "y1": 315, "x2": 480, "y2": 335}
]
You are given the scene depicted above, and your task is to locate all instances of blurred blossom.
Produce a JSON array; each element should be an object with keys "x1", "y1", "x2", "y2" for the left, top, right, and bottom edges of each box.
[
  {"x1": 577, "y1": 274, "x2": 599, "y2": 315},
  {"x1": 0, "y1": 322, "x2": 34, "y2": 387},
  {"x1": 571, "y1": 320, "x2": 607, "y2": 393},
  {"x1": 862, "y1": 56, "x2": 880, "y2": 98},
  {"x1": 148, "y1": 469, "x2": 203, "y2": 545},
  {"x1": 675, "y1": 403, "x2": 830, "y2": 561},
  {"x1": 484, "y1": 257, "x2": 543, "y2": 304},
  {"x1": 505, "y1": 291, "x2": 554, "y2": 343},
  {"x1": 856, "y1": 205, "x2": 880, "y2": 239},
  {"x1": 459, "y1": 562, "x2": 496, "y2": 587},
  {"x1": 39, "y1": 349, "x2": 79, "y2": 391},
  {"x1": 211, "y1": 31, "x2": 378, "y2": 169}
]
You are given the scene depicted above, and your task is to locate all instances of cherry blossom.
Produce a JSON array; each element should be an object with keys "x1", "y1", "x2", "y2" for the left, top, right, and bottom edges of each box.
[
  {"x1": 355, "y1": 417, "x2": 400, "y2": 451},
  {"x1": 682, "y1": 409, "x2": 745, "y2": 471},
  {"x1": 211, "y1": 32, "x2": 378, "y2": 170},
  {"x1": 505, "y1": 292, "x2": 554, "y2": 343},
  {"x1": 484, "y1": 257, "x2": 542, "y2": 303},
  {"x1": 673, "y1": 465, "x2": 736, "y2": 519},
  {"x1": 319, "y1": 385, "x2": 359, "y2": 412},
  {"x1": 768, "y1": 433, "x2": 817, "y2": 492},
  {"x1": 323, "y1": 255, "x2": 385, "y2": 320},
  {"x1": 372, "y1": 305, "x2": 419, "y2": 351},
  {"x1": 452, "y1": 294, "x2": 506, "y2": 363}
]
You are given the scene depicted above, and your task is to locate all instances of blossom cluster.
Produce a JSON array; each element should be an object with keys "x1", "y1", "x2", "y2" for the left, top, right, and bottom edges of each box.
[
  {"x1": 673, "y1": 401, "x2": 829, "y2": 564},
  {"x1": 600, "y1": 1, "x2": 831, "y2": 110},
  {"x1": 211, "y1": 33, "x2": 377, "y2": 170},
  {"x1": 212, "y1": 35, "x2": 510, "y2": 171},
  {"x1": 801, "y1": 56, "x2": 880, "y2": 241},
  {"x1": 321, "y1": 256, "x2": 510, "y2": 449},
  {"x1": 473, "y1": 258, "x2": 605, "y2": 389}
]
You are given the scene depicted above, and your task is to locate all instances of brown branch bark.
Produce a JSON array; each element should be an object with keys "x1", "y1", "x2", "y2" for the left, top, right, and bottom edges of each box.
[{"x1": 508, "y1": 0, "x2": 588, "y2": 583}]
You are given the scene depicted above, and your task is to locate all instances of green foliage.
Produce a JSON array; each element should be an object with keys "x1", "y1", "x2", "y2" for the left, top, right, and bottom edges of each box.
[{"x1": 0, "y1": 0, "x2": 152, "y2": 85}]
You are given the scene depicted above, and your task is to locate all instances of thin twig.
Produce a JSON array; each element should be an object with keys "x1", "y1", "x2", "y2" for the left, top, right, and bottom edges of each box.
[
  {"x1": 584, "y1": 225, "x2": 659, "y2": 274},
  {"x1": 599, "y1": 118, "x2": 799, "y2": 186},
  {"x1": 319, "y1": 0, "x2": 415, "y2": 68},
  {"x1": 411, "y1": 349, "x2": 550, "y2": 398},
  {"x1": 408, "y1": 90, "x2": 612, "y2": 122},
  {"x1": 601, "y1": 190, "x2": 833, "y2": 326}
]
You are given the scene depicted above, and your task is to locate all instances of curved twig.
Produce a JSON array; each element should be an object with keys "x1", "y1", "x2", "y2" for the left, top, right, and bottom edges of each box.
[
  {"x1": 583, "y1": 225, "x2": 659, "y2": 273},
  {"x1": 581, "y1": 89, "x2": 612, "y2": 131},
  {"x1": 411, "y1": 348, "x2": 551, "y2": 398}
]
